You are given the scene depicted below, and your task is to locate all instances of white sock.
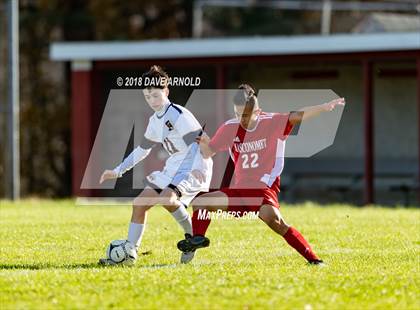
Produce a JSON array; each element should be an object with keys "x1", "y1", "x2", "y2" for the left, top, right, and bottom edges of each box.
[
  {"x1": 127, "y1": 222, "x2": 145, "y2": 250},
  {"x1": 171, "y1": 205, "x2": 192, "y2": 235}
]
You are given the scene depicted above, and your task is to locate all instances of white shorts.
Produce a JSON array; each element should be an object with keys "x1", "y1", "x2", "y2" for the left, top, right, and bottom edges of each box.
[{"x1": 144, "y1": 170, "x2": 208, "y2": 206}]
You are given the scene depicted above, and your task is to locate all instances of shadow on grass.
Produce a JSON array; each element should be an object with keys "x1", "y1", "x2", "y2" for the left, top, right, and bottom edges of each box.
[
  {"x1": 139, "y1": 263, "x2": 178, "y2": 269},
  {"x1": 0, "y1": 263, "x2": 103, "y2": 270},
  {"x1": 0, "y1": 262, "x2": 179, "y2": 270}
]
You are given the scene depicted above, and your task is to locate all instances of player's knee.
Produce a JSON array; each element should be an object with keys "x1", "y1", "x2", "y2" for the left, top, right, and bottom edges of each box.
[
  {"x1": 267, "y1": 217, "x2": 280, "y2": 228},
  {"x1": 191, "y1": 198, "x2": 205, "y2": 212},
  {"x1": 279, "y1": 219, "x2": 289, "y2": 229},
  {"x1": 133, "y1": 197, "x2": 143, "y2": 208},
  {"x1": 159, "y1": 192, "x2": 179, "y2": 211},
  {"x1": 258, "y1": 209, "x2": 274, "y2": 224},
  {"x1": 132, "y1": 202, "x2": 148, "y2": 214},
  {"x1": 260, "y1": 213, "x2": 288, "y2": 234},
  {"x1": 162, "y1": 198, "x2": 177, "y2": 209},
  {"x1": 192, "y1": 201, "x2": 211, "y2": 212},
  {"x1": 277, "y1": 218, "x2": 290, "y2": 235},
  {"x1": 133, "y1": 196, "x2": 153, "y2": 209},
  {"x1": 279, "y1": 218, "x2": 289, "y2": 228}
]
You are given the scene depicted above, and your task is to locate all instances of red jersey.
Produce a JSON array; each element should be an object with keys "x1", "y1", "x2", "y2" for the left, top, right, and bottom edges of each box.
[{"x1": 209, "y1": 112, "x2": 293, "y2": 189}]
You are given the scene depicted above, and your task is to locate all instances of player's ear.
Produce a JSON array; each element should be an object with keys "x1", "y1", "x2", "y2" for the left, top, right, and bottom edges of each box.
[{"x1": 164, "y1": 87, "x2": 169, "y2": 97}]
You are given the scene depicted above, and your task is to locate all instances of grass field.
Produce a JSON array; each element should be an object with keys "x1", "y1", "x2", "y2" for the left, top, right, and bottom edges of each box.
[{"x1": 0, "y1": 199, "x2": 419, "y2": 309}]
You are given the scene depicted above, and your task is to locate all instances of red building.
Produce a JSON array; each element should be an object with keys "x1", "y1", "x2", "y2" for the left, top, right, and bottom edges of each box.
[{"x1": 50, "y1": 32, "x2": 420, "y2": 205}]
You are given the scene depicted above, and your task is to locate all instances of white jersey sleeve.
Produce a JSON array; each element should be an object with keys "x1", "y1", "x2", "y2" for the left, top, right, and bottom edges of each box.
[{"x1": 113, "y1": 146, "x2": 151, "y2": 177}]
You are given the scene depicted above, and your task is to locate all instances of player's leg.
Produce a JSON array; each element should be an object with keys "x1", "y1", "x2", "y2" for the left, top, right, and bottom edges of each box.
[
  {"x1": 192, "y1": 190, "x2": 229, "y2": 235},
  {"x1": 99, "y1": 187, "x2": 159, "y2": 265},
  {"x1": 158, "y1": 187, "x2": 194, "y2": 236},
  {"x1": 127, "y1": 185, "x2": 199, "y2": 265},
  {"x1": 155, "y1": 187, "x2": 200, "y2": 263},
  {"x1": 177, "y1": 190, "x2": 229, "y2": 253},
  {"x1": 258, "y1": 204, "x2": 290, "y2": 235},
  {"x1": 258, "y1": 204, "x2": 323, "y2": 265},
  {"x1": 128, "y1": 187, "x2": 160, "y2": 249}
]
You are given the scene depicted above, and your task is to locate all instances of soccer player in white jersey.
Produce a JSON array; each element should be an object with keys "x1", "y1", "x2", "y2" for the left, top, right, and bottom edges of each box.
[{"x1": 98, "y1": 65, "x2": 212, "y2": 265}]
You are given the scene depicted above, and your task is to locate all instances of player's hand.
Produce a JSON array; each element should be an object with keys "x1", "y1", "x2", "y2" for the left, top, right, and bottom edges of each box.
[
  {"x1": 196, "y1": 133, "x2": 215, "y2": 158},
  {"x1": 323, "y1": 97, "x2": 345, "y2": 111},
  {"x1": 196, "y1": 133, "x2": 210, "y2": 145},
  {"x1": 100, "y1": 169, "x2": 118, "y2": 184},
  {"x1": 191, "y1": 169, "x2": 206, "y2": 183}
]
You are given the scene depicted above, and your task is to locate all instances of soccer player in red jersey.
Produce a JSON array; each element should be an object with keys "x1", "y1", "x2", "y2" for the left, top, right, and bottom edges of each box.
[{"x1": 177, "y1": 84, "x2": 345, "y2": 265}]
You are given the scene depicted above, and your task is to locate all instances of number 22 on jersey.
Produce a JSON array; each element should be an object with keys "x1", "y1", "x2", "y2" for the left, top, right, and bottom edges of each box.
[{"x1": 241, "y1": 153, "x2": 259, "y2": 169}]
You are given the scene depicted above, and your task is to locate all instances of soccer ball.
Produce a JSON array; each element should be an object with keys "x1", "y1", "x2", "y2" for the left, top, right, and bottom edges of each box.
[{"x1": 106, "y1": 240, "x2": 137, "y2": 265}]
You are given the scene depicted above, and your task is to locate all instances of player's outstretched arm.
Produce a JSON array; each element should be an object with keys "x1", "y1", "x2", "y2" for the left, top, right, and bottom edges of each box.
[
  {"x1": 99, "y1": 145, "x2": 153, "y2": 184},
  {"x1": 289, "y1": 97, "x2": 345, "y2": 125},
  {"x1": 99, "y1": 169, "x2": 118, "y2": 184}
]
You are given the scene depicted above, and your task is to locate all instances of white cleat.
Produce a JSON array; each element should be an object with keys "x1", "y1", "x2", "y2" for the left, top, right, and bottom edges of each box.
[
  {"x1": 98, "y1": 257, "x2": 136, "y2": 266},
  {"x1": 123, "y1": 258, "x2": 136, "y2": 266},
  {"x1": 180, "y1": 251, "x2": 195, "y2": 264}
]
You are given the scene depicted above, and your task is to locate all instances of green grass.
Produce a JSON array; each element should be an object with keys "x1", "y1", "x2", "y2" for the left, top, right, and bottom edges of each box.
[{"x1": 0, "y1": 199, "x2": 419, "y2": 309}]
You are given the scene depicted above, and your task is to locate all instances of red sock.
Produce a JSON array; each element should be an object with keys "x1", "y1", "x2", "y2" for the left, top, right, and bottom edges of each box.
[
  {"x1": 283, "y1": 227, "x2": 320, "y2": 262},
  {"x1": 192, "y1": 209, "x2": 211, "y2": 236}
]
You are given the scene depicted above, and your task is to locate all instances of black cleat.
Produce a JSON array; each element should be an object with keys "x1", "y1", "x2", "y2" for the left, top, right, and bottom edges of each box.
[
  {"x1": 308, "y1": 259, "x2": 326, "y2": 267},
  {"x1": 177, "y1": 235, "x2": 210, "y2": 252}
]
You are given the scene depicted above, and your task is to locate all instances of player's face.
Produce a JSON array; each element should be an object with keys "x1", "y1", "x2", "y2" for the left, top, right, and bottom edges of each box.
[
  {"x1": 142, "y1": 87, "x2": 169, "y2": 111},
  {"x1": 234, "y1": 104, "x2": 261, "y2": 129}
]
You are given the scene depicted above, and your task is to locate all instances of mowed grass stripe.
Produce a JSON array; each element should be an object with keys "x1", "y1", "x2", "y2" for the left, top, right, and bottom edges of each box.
[{"x1": 0, "y1": 200, "x2": 419, "y2": 309}]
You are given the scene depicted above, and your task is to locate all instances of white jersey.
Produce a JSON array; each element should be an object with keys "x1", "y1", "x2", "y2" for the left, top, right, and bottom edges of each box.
[
  {"x1": 114, "y1": 101, "x2": 212, "y2": 192},
  {"x1": 144, "y1": 102, "x2": 212, "y2": 181}
]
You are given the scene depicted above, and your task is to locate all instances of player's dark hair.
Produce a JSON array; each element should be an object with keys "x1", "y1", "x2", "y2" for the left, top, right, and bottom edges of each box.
[
  {"x1": 233, "y1": 83, "x2": 258, "y2": 109},
  {"x1": 142, "y1": 65, "x2": 169, "y2": 89}
]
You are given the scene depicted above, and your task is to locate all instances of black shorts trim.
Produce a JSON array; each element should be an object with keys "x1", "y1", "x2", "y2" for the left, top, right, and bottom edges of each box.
[
  {"x1": 143, "y1": 179, "x2": 162, "y2": 194},
  {"x1": 168, "y1": 183, "x2": 182, "y2": 198}
]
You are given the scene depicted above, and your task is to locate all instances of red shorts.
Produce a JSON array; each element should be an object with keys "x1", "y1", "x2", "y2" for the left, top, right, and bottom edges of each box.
[{"x1": 219, "y1": 187, "x2": 280, "y2": 215}]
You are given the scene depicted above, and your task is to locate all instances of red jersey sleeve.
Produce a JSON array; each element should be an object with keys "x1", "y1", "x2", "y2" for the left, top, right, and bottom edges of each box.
[
  {"x1": 273, "y1": 113, "x2": 294, "y2": 140},
  {"x1": 208, "y1": 123, "x2": 232, "y2": 152}
]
